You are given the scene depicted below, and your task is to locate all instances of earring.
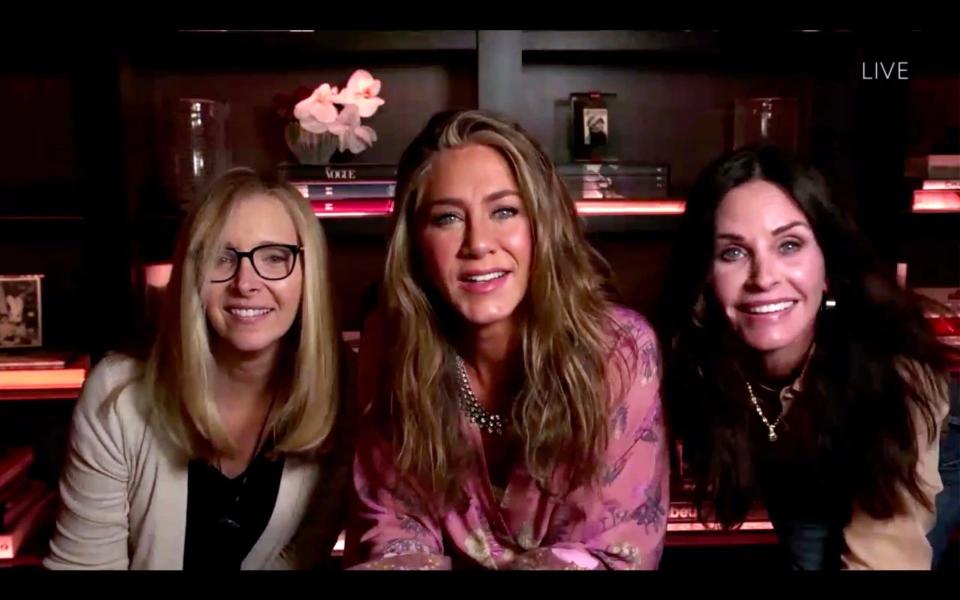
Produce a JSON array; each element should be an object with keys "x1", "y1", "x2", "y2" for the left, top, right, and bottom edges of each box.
[{"x1": 821, "y1": 294, "x2": 837, "y2": 311}]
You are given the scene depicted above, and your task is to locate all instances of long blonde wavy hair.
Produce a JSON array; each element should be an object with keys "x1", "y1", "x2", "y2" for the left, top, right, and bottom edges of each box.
[
  {"x1": 376, "y1": 110, "x2": 638, "y2": 504},
  {"x1": 145, "y1": 167, "x2": 339, "y2": 460}
]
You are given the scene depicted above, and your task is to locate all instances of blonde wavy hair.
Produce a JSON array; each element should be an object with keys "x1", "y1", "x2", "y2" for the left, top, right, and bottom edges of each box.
[
  {"x1": 376, "y1": 109, "x2": 638, "y2": 503},
  {"x1": 145, "y1": 167, "x2": 339, "y2": 460}
]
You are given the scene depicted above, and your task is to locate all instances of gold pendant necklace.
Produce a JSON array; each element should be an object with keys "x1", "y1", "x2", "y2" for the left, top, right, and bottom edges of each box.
[{"x1": 745, "y1": 381, "x2": 783, "y2": 442}]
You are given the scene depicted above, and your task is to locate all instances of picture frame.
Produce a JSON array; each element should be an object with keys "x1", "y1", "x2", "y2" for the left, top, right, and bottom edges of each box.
[
  {"x1": 570, "y1": 92, "x2": 616, "y2": 162},
  {"x1": 0, "y1": 275, "x2": 43, "y2": 349}
]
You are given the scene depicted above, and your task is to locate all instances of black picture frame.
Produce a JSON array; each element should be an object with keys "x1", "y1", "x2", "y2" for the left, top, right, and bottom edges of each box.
[
  {"x1": 0, "y1": 274, "x2": 44, "y2": 349},
  {"x1": 570, "y1": 92, "x2": 616, "y2": 162}
]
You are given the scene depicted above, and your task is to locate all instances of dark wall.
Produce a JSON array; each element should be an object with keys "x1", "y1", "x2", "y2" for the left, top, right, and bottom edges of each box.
[{"x1": 0, "y1": 30, "x2": 957, "y2": 358}]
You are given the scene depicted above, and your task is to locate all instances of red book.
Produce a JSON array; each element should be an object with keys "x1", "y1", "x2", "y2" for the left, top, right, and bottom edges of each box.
[
  {"x1": 923, "y1": 180, "x2": 960, "y2": 190},
  {"x1": 0, "y1": 474, "x2": 28, "y2": 507},
  {"x1": 0, "y1": 368, "x2": 87, "y2": 391},
  {"x1": 1, "y1": 480, "x2": 47, "y2": 531},
  {"x1": 0, "y1": 354, "x2": 68, "y2": 370},
  {"x1": 913, "y1": 189, "x2": 960, "y2": 212},
  {"x1": 310, "y1": 198, "x2": 393, "y2": 217},
  {"x1": 0, "y1": 447, "x2": 33, "y2": 495},
  {"x1": 0, "y1": 488, "x2": 55, "y2": 559}
]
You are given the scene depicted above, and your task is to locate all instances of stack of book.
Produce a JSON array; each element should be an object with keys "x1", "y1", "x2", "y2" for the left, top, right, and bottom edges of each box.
[
  {"x1": 278, "y1": 163, "x2": 397, "y2": 218},
  {"x1": 913, "y1": 287, "x2": 960, "y2": 351},
  {"x1": 558, "y1": 163, "x2": 670, "y2": 200},
  {"x1": 0, "y1": 353, "x2": 89, "y2": 399},
  {"x1": 666, "y1": 498, "x2": 772, "y2": 532},
  {"x1": 0, "y1": 447, "x2": 56, "y2": 561},
  {"x1": 907, "y1": 155, "x2": 960, "y2": 212},
  {"x1": 669, "y1": 440, "x2": 773, "y2": 533}
]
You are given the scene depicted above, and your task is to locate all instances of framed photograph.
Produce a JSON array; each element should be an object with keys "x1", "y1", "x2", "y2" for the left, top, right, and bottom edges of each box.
[
  {"x1": 570, "y1": 92, "x2": 616, "y2": 162},
  {"x1": 0, "y1": 275, "x2": 43, "y2": 349},
  {"x1": 582, "y1": 107, "x2": 609, "y2": 146}
]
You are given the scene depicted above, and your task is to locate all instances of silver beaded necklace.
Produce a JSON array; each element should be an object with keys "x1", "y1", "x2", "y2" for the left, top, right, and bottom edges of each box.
[{"x1": 454, "y1": 355, "x2": 508, "y2": 436}]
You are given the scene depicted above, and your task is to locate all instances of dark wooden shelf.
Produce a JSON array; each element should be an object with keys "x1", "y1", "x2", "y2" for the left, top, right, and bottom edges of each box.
[
  {"x1": 318, "y1": 215, "x2": 391, "y2": 238},
  {"x1": 523, "y1": 30, "x2": 727, "y2": 54},
  {"x1": 0, "y1": 215, "x2": 84, "y2": 223},
  {"x1": 521, "y1": 29, "x2": 956, "y2": 60},
  {"x1": 0, "y1": 215, "x2": 88, "y2": 242},
  {"x1": 0, "y1": 388, "x2": 82, "y2": 402},
  {"x1": 124, "y1": 30, "x2": 478, "y2": 69},
  {"x1": 175, "y1": 29, "x2": 478, "y2": 52},
  {"x1": 0, "y1": 553, "x2": 43, "y2": 569},
  {"x1": 666, "y1": 529, "x2": 777, "y2": 548},
  {"x1": 901, "y1": 212, "x2": 960, "y2": 242},
  {"x1": 521, "y1": 30, "x2": 857, "y2": 60},
  {"x1": 581, "y1": 213, "x2": 682, "y2": 235}
]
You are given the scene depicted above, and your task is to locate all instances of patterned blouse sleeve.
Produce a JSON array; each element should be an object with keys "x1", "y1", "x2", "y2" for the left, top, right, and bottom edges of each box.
[
  {"x1": 510, "y1": 314, "x2": 671, "y2": 570},
  {"x1": 342, "y1": 311, "x2": 450, "y2": 571}
]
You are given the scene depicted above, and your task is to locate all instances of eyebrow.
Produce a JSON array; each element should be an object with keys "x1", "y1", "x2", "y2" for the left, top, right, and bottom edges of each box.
[
  {"x1": 224, "y1": 240, "x2": 295, "y2": 249},
  {"x1": 716, "y1": 220, "x2": 809, "y2": 241},
  {"x1": 425, "y1": 189, "x2": 521, "y2": 209}
]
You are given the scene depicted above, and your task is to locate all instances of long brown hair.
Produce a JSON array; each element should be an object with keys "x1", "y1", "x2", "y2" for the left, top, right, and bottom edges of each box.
[
  {"x1": 372, "y1": 109, "x2": 638, "y2": 506},
  {"x1": 659, "y1": 146, "x2": 952, "y2": 526}
]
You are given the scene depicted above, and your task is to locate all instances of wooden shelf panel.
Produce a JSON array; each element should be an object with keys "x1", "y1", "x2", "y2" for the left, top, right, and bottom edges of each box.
[
  {"x1": 521, "y1": 30, "x2": 857, "y2": 60},
  {"x1": 123, "y1": 30, "x2": 478, "y2": 70}
]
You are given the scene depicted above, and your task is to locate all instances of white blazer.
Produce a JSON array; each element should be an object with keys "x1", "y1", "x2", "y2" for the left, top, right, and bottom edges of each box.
[{"x1": 44, "y1": 354, "x2": 348, "y2": 570}]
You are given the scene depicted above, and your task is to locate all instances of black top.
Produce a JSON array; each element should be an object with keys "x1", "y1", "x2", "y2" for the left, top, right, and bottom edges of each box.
[
  {"x1": 750, "y1": 385, "x2": 847, "y2": 569},
  {"x1": 183, "y1": 451, "x2": 286, "y2": 570}
]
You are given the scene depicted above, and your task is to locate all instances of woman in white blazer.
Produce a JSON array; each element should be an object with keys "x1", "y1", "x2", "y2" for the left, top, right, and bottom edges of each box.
[{"x1": 45, "y1": 168, "x2": 350, "y2": 570}]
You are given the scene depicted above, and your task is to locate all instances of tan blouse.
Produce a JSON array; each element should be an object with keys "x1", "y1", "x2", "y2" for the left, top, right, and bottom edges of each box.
[{"x1": 774, "y1": 355, "x2": 949, "y2": 570}]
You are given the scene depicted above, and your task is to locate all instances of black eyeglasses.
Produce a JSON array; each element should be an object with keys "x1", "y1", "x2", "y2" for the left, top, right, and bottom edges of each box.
[{"x1": 209, "y1": 243, "x2": 303, "y2": 283}]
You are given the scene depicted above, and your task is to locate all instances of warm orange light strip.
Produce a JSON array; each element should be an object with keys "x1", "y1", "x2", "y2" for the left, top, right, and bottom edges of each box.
[
  {"x1": 0, "y1": 369, "x2": 87, "y2": 390},
  {"x1": 315, "y1": 211, "x2": 391, "y2": 218},
  {"x1": 667, "y1": 521, "x2": 773, "y2": 532},
  {"x1": 576, "y1": 200, "x2": 686, "y2": 215},
  {"x1": 912, "y1": 190, "x2": 960, "y2": 212},
  {"x1": 326, "y1": 519, "x2": 775, "y2": 558},
  {"x1": 311, "y1": 200, "x2": 688, "y2": 219}
]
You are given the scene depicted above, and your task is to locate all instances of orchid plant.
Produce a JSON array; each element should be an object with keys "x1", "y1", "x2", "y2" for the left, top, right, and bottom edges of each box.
[{"x1": 290, "y1": 69, "x2": 385, "y2": 156}]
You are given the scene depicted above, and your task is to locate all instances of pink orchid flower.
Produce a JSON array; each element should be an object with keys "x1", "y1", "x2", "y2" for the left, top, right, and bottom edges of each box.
[
  {"x1": 335, "y1": 69, "x2": 385, "y2": 118},
  {"x1": 293, "y1": 83, "x2": 340, "y2": 133},
  {"x1": 327, "y1": 104, "x2": 378, "y2": 154}
]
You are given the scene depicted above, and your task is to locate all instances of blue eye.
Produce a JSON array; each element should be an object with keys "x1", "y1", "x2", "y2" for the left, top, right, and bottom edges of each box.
[
  {"x1": 780, "y1": 239, "x2": 803, "y2": 254},
  {"x1": 431, "y1": 213, "x2": 461, "y2": 226},
  {"x1": 493, "y1": 207, "x2": 519, "y2": 219},
  {"x1": 719, "y1": 247, "x2": 745, "y2": 262}
]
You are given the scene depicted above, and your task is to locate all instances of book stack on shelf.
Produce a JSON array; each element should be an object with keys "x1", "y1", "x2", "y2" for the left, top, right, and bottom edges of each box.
[
  {"x1": 668, "y1": 440, "x2": 773, "y2": 539},
  {"x1": 913, "y1": 287, "x2": 960, "y2": 353},
  {"x1": 907, "y1": 154, "x2": 960, "y2": 212},
  {"x1": 557, "y1": 163, "x2": 685, "y2": 215},
  {"x1": 0, "y1": 352, "x2": 90, "y2": 401},
  {"x1": 278, "y1": 163, "x2": 397, "y2": 218},
  {"x1": 666, "y1": 497, "x2": 772, "y2": 533},
  {"x1": 0, "y1": 446, "x2": 56, "y2": 564}
]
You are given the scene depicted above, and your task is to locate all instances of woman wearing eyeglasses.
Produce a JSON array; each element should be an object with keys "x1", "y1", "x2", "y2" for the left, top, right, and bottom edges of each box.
[{"x1": 45, "y1": 168, "x2": 350, "y2": 570}]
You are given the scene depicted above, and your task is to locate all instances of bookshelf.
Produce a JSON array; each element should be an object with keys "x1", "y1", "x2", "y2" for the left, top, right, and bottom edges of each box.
[
  {"x1": 1, "y1": 29, "x2": 957, "y2": 564},
  {"x1": 5, "y1": 28, "x2": 955, "y2": 349},
  {"x1": 0, "y1": 356, "x2": 90, "y2": 565}
]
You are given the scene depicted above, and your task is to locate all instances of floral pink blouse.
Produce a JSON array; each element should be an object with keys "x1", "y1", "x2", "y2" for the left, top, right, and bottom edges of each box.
[{"x1": 344, "y1": 306, "x2": 670, "y2": 570}]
